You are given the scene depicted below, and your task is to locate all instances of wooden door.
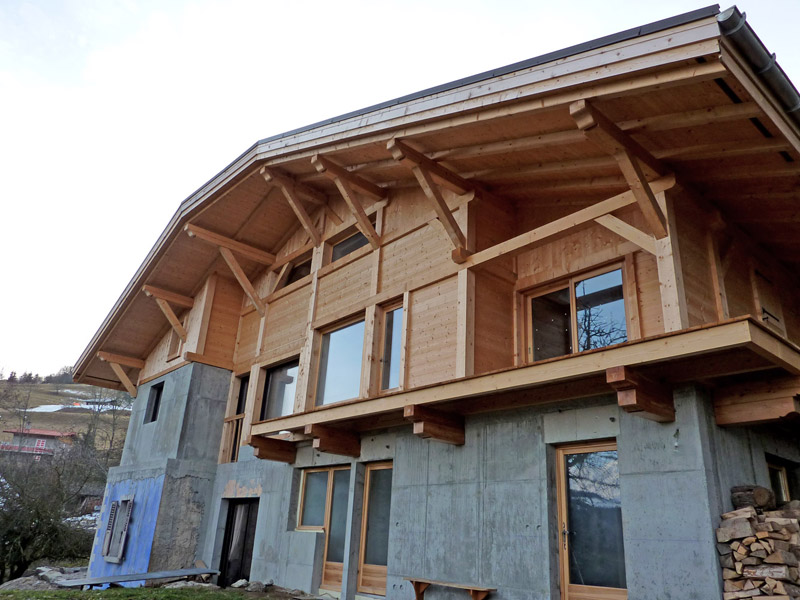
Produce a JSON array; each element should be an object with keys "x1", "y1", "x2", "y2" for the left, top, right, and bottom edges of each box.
[
  {"x1": 556, "y1": 441, "x2": 627, "y2": 600},
  {"x1": 320, "y1": 467, "x2": 351, "y2": 590},
  {"x1": 357, "y1": 462, "x2": 393, "y2": 595}
]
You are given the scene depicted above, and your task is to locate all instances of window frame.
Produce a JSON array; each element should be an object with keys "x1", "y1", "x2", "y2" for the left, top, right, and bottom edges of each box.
[
  {"x1": 144, "y1": 382, "x2": 164, "y2": 424},
  {"x1": 523, "y1": 262, "x2": 629, "y2": 364},
  {"x1": 357, "y1": 461, "x2": 393, "y2": 596},
  {"x1": 313, "y1": 315, "x2": 367, "y2": 407},
  {"x1": 220, "y1": 373, "x2": 250, "y2": 464},
  {"x1": 377, "y1": 301, "x2": 405, "y2": 394},
  {"x1": 257, "y1": 358, "x2": 301, "y2": 422}
]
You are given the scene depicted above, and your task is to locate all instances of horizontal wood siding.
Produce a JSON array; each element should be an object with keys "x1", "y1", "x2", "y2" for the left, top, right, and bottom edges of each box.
[
  {"x1": 203, "y1": 276, "x2": 243, "y2": 366},
  {"x1": 316, "y1": 254, "x2": 374, "y2": 322},
  {"x1": 261, "y1": 284, "x2": 312, "y2": 362},
  {"x1": 406, "y1": 277, "x2": 458, "y2": 388},
  {"x1": 474, "y1": 271, "x2": 515, "y2": 374},
  {"x1": 674, "y1": 195, "x2": 717, "y2": 327}
]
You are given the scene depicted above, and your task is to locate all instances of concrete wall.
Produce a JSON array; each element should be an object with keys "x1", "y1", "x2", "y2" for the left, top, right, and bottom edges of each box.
[{"x1": 89, "y1": 362, "x2": 229, "y2": 578}]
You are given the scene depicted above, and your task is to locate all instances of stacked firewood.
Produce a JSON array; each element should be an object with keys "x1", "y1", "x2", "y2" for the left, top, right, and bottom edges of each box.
[{"x1": 717, "y1": 497, "x2": 800, "y2": 599}]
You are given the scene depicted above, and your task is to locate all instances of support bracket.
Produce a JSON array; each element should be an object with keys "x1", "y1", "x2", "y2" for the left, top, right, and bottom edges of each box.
[
  {"x1": 250, "y1": 436, "x2": 297, "y2": 463},
  {"x1": 218, "y1": 247, "x2": 266, "y2": 317},
  {"x1": 97, "y1": 355, "x2": 138, "y2": 398},
  {"x1": 404, "y1": 405, "x2": 465, "y2": 445},
  {"x1": 304, "y1": 424, "x2": 361, "y2": 457},
  {"x1": 606, "y1": 365, "x2": 675, "y2": 422}
]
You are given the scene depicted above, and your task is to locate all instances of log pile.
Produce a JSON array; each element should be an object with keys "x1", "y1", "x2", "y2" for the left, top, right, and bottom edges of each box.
[{"x1": 717, "y1": 500, "x2": 800, "y2": 599}]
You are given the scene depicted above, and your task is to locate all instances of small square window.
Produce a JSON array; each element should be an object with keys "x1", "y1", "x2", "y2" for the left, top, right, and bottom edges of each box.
[
  {"x1": 260, "y1": 360, "x2": 299, "y2": 421},
  {"x1": 144, "y1": 383, "x2": 164, "y2": 424},
  {"x1": 316, "y1": 319, "x2": 365, "y2": 406},
  {"x1": 331, "y1": 231, "x2": 369, "y2": 262}
]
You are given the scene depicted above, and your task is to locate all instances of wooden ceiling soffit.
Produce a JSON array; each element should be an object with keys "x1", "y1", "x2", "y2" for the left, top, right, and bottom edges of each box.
[
  {"x1": 404, "y1": 404, "x2": 465, "y2": 445},
  {"x1": 304, "y1": 423, "x2": 361, "y2": 457},
  {"x1": 570, "y1": 99, "x2": 671, "y2": 239},
  {"x1": 606, "y1": 365, "x2": 675, "y2": 423},
  {"x1": 249, "y1": 436, "x2": 297, "y2": 463},
  {"x1": 261, "y1": 166, "x2": 323, "y2": 247},
  {"x1": 387, "y1": 137, "x2": 477, "y2": 263},
  {"x1": 97, "y1": 352, "x2": 138, "y2": 398},
  {"x1": 312, "y1": 154, "x2": 381, "y2": 250},
  {"x1": 715, "y1": 376, "x2": 800, "y2": 426},
  {"x1": 142, "y1": 285, "x2": 191, "y2": 342}
]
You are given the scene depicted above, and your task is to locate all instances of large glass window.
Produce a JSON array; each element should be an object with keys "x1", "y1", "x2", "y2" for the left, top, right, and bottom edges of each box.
[
  {"x1": 316, "y1": 320, "x2": 365, "y2": 406},
  {"x1": 260, "y1": 360, "x2": 299, "y2": 421},
  {"x1": 527, "y1": 267, "x2": 627, "y2": 362},
  {"x1": 380, "y1": 306, "x2": 403, "y2": 390},
  {"x1": 556, "y1": 441, "x2": 626, "y2": 600}
]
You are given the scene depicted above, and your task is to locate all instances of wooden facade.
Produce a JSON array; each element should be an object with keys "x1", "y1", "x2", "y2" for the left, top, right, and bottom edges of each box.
[{"x1": 77, "y1": 7, "x2": 800, "y2": 598}]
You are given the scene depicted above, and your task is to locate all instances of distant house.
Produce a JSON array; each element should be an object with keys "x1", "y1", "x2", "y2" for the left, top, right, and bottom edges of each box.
[{"x1": 0, "y1": 428, "x2": 76, "y2": 459}]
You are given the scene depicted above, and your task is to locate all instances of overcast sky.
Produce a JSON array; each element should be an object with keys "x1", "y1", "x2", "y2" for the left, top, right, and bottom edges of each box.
[{"x1": 1, "y1": 0, "x2": 798, "y2": 377}]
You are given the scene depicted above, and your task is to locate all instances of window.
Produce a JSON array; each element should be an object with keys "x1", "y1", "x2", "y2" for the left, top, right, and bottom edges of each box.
[
  {"x1": 298, "y1": 467, "x2": 351, "y2": 590},
  {"x1": 527, "y1": 267, "x2": 627, "y2": 363},
  {"x1": 556, "y1": 441, "x2": 626, "y2": 600},
  {"x1": 316, "y1": 319, "x2": 365, "y2": 406},
  {"x1": 102, "y1": 495, "x2": 134, "y2": 563},
  {"x1": 144, "y1": 382, "x2": 163, "y2": 424},
  {"x1": 380, "y1": 305, "x2": 403, "y2": 391},
  {"x1": 358, "y1": 463, "x2": 393, "y2": 595},
  {"x1": 222, "y1": 375, "x2": 249, "y2": 463},
  {"x1": 767, "y1": 456, "x2": 796, "y2": 505},
  {"x1": 34, "y1": 439, "x2": 46, "y2": 453},
  {"x1": 286, "y1": 260, "x2": 312, "y2": 286},
  {"x1": 260, "y1": 360, "x2": 299, "y2": 421},
  {"x1": 331, "y1": 231, "x2": 369, "y2": 262}
]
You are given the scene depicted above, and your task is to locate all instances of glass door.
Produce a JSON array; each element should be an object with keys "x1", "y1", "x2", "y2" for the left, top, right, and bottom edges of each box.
[
  {"x1": 358, "y1": 462, "x2": 393, "y2": 595},
  {"x1": 556, "y1": 441, "x2": 627, "y2": 600}
]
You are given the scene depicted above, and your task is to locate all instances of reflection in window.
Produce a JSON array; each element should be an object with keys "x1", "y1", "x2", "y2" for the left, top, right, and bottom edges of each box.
[
  {"x1": 326, "y1": 469, "x2": 351, "y2": 563},
  {"x1": 260, "y1": 360, "x2": 299, "y2": 421},
  {"x1": 565, "y1": 449, "x2": 626, "y2": 589},
  {"x1": 316, "y1": 320, "x2": 365, "y2": 406},
  {"x1": 531, "y1": 288, "x2": 572, "y2": 361},
  {"x1": 332, "y1": 232, "x2": 369, "y2": 262},
  {"x1": 300, "y1": 470, "x2": 328, "y2": 527},
  {"x1": 575, "y1": 270, "x2": 627, "y2": 352},
  {"x1": 381, "y1": 307, "x2": 403, "y2": 390}
]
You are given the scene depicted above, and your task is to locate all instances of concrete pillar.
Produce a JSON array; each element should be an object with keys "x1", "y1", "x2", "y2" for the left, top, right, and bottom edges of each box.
[{"x1": 340, "y1": 461, "x2": 366, "y2": 599}]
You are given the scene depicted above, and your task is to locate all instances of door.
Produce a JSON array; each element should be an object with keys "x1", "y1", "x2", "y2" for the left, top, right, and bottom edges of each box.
[
  {"x1": 358, "y1": 462, "x2": 393, "y2": 595},
  {"x1": 556, "y1": 441, "x2": 627, "y2": 600},
  {"x1": 219, "y1": 499, "x2": 258, "y2": 587}
]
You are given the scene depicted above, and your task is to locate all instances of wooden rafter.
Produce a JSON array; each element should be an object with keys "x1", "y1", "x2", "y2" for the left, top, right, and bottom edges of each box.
[
  {"x1": 594, "y1": 214, "x2": 657, "y2": 255},
  {"x1": 388, "y1": 137, "x2": 476, "y2": 195},
  {"x1": 259, "y1": 166, "x2": 327, "y2": 204},
  {"x1": 403, "y1": 405, "x2": 465, "y2": 445},
  {"x1": 141, "y1": 285, "x2": 194, "y2": 309},
  {"x1": 96, "y1": 351, "x2": 145, "y2": 370},
  {"x1": 184, "y1": 223, "x2": 276, "y2": 265},
  {"x1": 570, "y1": 99, "x2": 670, "y2": 239},
  {"x1": 312, "y1": 155, "x2": 381, "y2": 249},
  {"x1": 261, "y1": 167, "x2": 323, "y2": 247},
  {"x1": 304, "y1": 424, "x2": 360, "y2": 457},
  {"x1": 98, "y1": 358, "x2": 138, "y2": 398},
  {"x1": 606, "y1": 366, "x2": 674, "y2": 423},
  {"x1": 219, "y1": 247, "x2": 266, "y2": 317}
]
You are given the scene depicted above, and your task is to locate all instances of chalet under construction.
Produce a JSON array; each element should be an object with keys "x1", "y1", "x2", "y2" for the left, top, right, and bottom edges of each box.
[{"x1": 74, "y1": 6, "x2": 800, "y2": 599}]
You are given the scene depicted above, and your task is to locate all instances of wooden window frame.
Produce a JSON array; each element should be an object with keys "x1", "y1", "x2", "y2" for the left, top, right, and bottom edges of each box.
[
  {"x1": 768, "y1": 460, "x2": 791, "y2": 504},
  {"x1": 311, "y1": 314, "x2": 368, "y2": 408},
  {"x1": 219, "y1": 373, "x2": 250, "y2": 464},
  {"x1": 376, "y1": 300, "x2": 406, "y2": 395},
  {"x1": 523, "y1": 261, "x2": 633, "y2": 365},
  {"x1": 253, "y1": 357, "x2": 301, "y2": 424},
  {"x1": 357, "y1": 461, "x2": 393, "y2": 596},
  {"x1": 297, "y1": 466, "x2": 352, "y2": 592},
  {"x1": 556, "y1": 439, "x2": 626, "y2": 600}
]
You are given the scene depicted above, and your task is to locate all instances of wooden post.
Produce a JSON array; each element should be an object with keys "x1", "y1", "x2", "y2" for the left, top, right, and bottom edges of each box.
[{"x1": 654, "y1": 190, "x2": 688, "y2": 332}]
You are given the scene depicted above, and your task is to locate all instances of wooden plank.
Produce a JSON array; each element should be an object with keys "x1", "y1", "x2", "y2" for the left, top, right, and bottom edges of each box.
[
  {"x1": 97, "y1": 351, "x2": 145, "y2": 370},
  {"x1": 312, "y1": 154, "x2": 386, "y2": 200},
  {"x1": 108, "y1": 362, "x2": 137, "y2": 398},
  {"x1": 154, "y1": 297, "x2": 188, "y2": 342},
  {"x1": 304, "y1": 424, "x2": 361, "y2": 457},
  {"x1": 456, "y1": 269, "x2": 475, "y2": 377},
  {"x1": 276, "y1": 181, "x2": 322, "y2": 247},
  {"x1": 623, "y1": 254, "x2": 642, "y2": 341},
  {"x1": 182, "y1": 351, "x2": 234, "y2": 371},
  {"x1": 141, "y1": 285, "x2": 194, "y2": 308},
  {"x1": 655, "y1": 191, "x2": 688, "y2": 332},
  {"x1": 329, "y1": 174, "x2": 381, "y2": 250},
  {"x1": 218, "y1": 247, "x2": 266, "y2": 317},
  {"x1": 606, "y1": 365, "x2": 675, "y2": 422},
  {"x1": 410, "y1": 164, "x2": 469, "y2": 258},
  {"x1": 388, "y1": 137, "x2": 475, "y2": 195},
  {"x1": 260, "y1": 166, "x2": 328, "y2": 204},
  {"x1": 404, "y1": 405, "x2": 465, "y2": 445},
  {"x1": 615, "y1": 150, "x2": 668, "y2": 239},
  {"x1": 707, "y1": 230, "x2": 730, "y2": 320},
  {"x1": 594, "y1": 214, "x2": 657, "y2": 255},
  {"x1": 715, "y1": 376, "x2": 800, "y2": 426},
  {"x1": 184, "y1": 223, "x2": 276, "y2": 265},
  {"x1": 249, "y1": 435, "x2": 297, "y2": 463},
  {"x1": 194, "y1": 274, "x2": 217, "y2": 355}
]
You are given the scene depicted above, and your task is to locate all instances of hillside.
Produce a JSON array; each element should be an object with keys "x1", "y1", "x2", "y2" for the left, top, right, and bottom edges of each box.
[{"x1": 0, "y1": 383, "x2": 131, "y2": 450}]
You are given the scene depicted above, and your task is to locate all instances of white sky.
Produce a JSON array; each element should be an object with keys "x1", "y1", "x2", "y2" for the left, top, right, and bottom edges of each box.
[{"x1": 1, "y1": 0, "x2": 798, "y2": 377}]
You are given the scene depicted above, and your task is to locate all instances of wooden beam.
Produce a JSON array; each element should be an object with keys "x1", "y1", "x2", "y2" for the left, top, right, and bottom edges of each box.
[
  {"x1": 404, "y1": 405, "x2": 465, "y2": 445},
  {"x1": 141, "y1": 285, "x2": 194, "y2": 309},
  {"x1": 570, "y1": 99, "x2": 668, "y2": 177},
  {"x1": 259, "y1": 166, "x2": 328, "y2": 205},
  {"x1": 715, "y1": 376, "x2": 800, "y2": 426},
  {"x1": 304, "y1": 424, "x2": 361, "y2": 457},
  {"x1": 312, "y1": 154, "x2": 386, "y2": 200},
  {"x1": 154, "y1": 297, "x2": 188, "y2": 342},
  {"x1": 388, "y1": 138, "x2": 476, "y2": 196},
  {"x1": 707, "y1": 230, "x2": 730, "y2": 320},
  {"x1": 108, "y1": 362, "x2": 138, "y2": 398},
  {"x1": 249, "y1": 436, "x2": 297, "y2": 463},
  {"x1": 411, "y1": 164, "x2": 469, "y2": 259},
  {"x1": 182, "y1": 351, "x2": 234, "y2": 371},
  {"x1": 218, "y1": 247, "x2": 266, "y2": 317},
  {"x1": 273, "y1": 178, "x2": 322, "y2": 247},
  {"x1": 606, "y1": 365, "x2": 674, "y2": 422},
  {"x1": 97, "y1": 351, "x2": 144, "y2": 370},
  {"x1": 615, "y1": 150, "x2": 668, "y2": 239},
  {"x1": 594, "y1": 214, "x2": 657, "y2": 255},
  {"x1": 328, "y1": 173, "x2": 381, "y2": 250},
  {"x1": 271, "y1": 262, "x2": 292, "y2": 295},
  {"x1": 184, "y1": 223, "x2": 275, "y2": 265}
]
